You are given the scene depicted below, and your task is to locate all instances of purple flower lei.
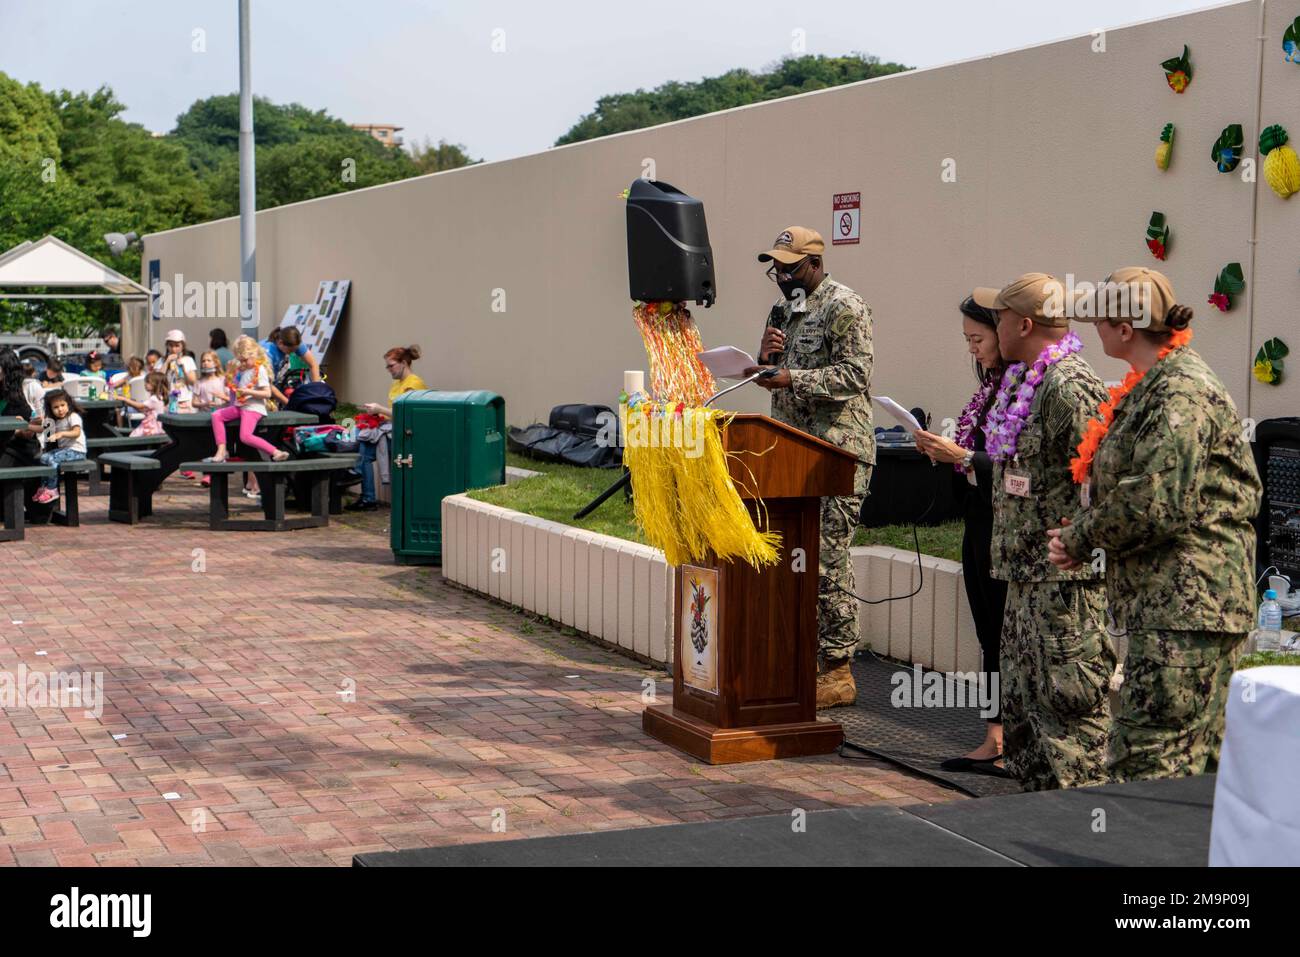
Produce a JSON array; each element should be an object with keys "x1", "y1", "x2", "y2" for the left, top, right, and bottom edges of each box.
[
  {"x1": 983, "y1": 331, "x2": 1083, "y2": 463},
  {"x1": 951, "y1": 378, "x2": 997, "y2": 473}
]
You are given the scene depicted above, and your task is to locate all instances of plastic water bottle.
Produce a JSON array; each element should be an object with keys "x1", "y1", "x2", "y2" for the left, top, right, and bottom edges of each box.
[{"x1": 1257, "y1": 589, "x2": 1283, "y2": 652}]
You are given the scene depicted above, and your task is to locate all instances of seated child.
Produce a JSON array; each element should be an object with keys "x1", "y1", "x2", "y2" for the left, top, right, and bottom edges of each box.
[{"x1": 33, "y1": 389, "x2": 86, "y2": 504}]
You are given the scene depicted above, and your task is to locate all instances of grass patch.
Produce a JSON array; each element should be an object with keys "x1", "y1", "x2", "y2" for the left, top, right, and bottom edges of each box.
[
  {"x1": 469, "y1": 453, "x2": 644, "y2": 542},
  {"x1": 1239, "y1": 650, "x2": 1300, "y2": 668},
  {"x1": 854, "y1": 521, "x2": 964, "y2": 563},
  {"x1": 471, "y1": 453, "x2": 967, "y2": 563}
]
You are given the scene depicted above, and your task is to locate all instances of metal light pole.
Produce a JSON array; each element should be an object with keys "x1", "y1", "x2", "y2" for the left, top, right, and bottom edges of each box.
[{"x1": 238, "y1": 0, "x2": 257, "y2": 331}]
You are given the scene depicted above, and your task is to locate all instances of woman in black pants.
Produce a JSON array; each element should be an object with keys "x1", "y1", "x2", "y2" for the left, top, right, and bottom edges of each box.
[
  {"x1": 0, "y1": 348, "x2": 45, "y2": 478},
  {"x1": 913, "y1": 297, "x2": 1009, "y2": 774}
]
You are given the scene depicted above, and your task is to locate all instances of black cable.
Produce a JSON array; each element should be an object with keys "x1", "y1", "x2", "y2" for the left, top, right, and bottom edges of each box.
[{"x1": 828, "y1": 456, "x2": 943, "y2": 605}]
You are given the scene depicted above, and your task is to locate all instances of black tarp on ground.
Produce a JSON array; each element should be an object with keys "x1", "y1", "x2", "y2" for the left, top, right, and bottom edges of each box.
[
  {"x1": 830, "y1": 654, "x2": 1022, "y2": 799},
  {"x1": 353, "y1": 774, "x2": 1215, "y2": 868}
]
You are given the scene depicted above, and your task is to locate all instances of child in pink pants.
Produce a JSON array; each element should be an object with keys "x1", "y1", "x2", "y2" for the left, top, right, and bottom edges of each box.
[{"x1": 206, "y1": 337, "x2": 289, "y2": 463}]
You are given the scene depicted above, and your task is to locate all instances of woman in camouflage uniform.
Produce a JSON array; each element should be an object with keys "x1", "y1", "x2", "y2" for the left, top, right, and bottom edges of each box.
[{"x1": 1048, "y1": 267, "x2": 1262, "y2": 781}]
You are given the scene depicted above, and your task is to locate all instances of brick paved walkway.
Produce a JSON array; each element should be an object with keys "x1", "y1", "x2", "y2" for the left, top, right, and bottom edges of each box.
[{"x1": 0, "y1": 478, "x2": 961, "y2": 866}]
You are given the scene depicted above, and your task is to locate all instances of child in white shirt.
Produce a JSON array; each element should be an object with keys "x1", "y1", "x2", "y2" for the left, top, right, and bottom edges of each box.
[{"x1": 33, "y1": 389, "x2": 86, "y2": 504}]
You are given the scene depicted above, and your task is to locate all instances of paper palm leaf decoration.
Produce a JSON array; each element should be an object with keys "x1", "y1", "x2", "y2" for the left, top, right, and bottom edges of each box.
[
  {"x1": 1285, "y1": 17, "x2": 1300, "y2": 63},
  {"x1": 1211, "y1": 124, "x2": 1244, "y2": 173},
  {"x1": 1155, "y1": 123, "x2": 1175, "y2": 170},
  {"x1": 1260, "y1": 125, "x2": 1300, "y2": 198},
  {"x1": 1162, "y1": 45, "x2": 1192, "y2": 92},
  {"x1": 1208, "y1": 262, "x2": 1244, "y2": 312},
  {"x1": 1254, "y1": 338, "x2": 1289, "y2": 385},
  {"x1": 1145, "y1": 211, "x2": 1170, "y2": 261}
]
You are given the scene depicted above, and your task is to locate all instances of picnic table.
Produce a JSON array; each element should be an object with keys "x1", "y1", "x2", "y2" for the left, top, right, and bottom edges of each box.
[
  {"x1": 78, "y1": 397, "x2": 124, "y2": 440},
  {"x1": 0, "y1": 417, "x2": 49, "y2": 540},
  {"x1": 104, "y1": 409, "x2": 342, "y2": 526},
  {"x1": 157, "y1": 410, "x2": 319, "y2": 473}
]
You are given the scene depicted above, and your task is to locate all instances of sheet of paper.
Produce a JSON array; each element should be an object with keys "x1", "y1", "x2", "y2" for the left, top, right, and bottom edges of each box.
[
  {"x1": 696, "y1": 345, "x2": 759, "y2": 379},
  {"x1": 872, "y1": 395, "x2": 923, "y2": 433}
]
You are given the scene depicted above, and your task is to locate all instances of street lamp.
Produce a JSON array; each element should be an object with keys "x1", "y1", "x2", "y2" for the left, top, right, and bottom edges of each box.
[{"x1": 103, "y1": 231, "x2": 140, "y2": 257}]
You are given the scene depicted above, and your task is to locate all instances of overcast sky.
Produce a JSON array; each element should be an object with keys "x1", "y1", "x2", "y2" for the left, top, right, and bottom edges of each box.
[{"x1": 1, "y1": 0, "x2": 1220, "y2": 161}]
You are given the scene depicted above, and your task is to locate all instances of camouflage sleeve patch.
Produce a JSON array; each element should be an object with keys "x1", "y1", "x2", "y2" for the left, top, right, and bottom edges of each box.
[{"x1": 828, "y1": 307, "x2": 858, "y2": 338}]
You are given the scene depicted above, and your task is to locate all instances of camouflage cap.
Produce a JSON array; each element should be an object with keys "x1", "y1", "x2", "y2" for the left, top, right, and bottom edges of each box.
[
  {"x1": 972, "y1": 273, "x2": 1069, "y2": 326},
  {"x1": 758, "y1": 226, "x2": 825, "y2": 265}
]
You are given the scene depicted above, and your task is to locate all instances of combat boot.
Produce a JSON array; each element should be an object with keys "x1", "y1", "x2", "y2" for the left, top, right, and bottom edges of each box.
[{"x1": 816, "y1": 659, "x2": 857, "y2": 708}]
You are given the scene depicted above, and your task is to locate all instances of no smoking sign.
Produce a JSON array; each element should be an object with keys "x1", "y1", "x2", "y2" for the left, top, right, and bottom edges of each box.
[{"x1": 832, "y1": 192, "x2": 860, "y2": 245}]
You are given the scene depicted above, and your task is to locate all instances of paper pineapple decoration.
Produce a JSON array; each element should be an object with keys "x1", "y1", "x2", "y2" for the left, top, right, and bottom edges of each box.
[
  {"x1": 1260, "y1": 125, "x2": 1300, "y2": 198},
  {"x1": 1145, "y1": 212, "x2": 1170, "y2": 261},
  {"x1": 1155, "y1": 123, "x2": 1175, "y2": 170},
  {"x1": 1285, "y1": 17, "x2": 1300, "y2": 63},
  {"x1": 1162, "y1": 45, "x2": 1192, "y2": 92},
  {"x1": 1208, "y1": 263, "x2": 1244, "y2": 312},
  {"x1": 1212, "y1": 124, "x2": 1244, "y2": 173},
  {"x1": 1254, "y1": 338, "x2": 1288, "y2": 386}
]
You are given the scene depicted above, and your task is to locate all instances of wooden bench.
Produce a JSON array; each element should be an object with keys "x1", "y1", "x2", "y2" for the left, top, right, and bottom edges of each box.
[
  {"x1": 51, "y1": 457, "x2": 95, "y2": 527},
  {"x1": 182, "y1": 456, "x2": 359, "y2": 531},
  {"x1": 100, "y1": 453, "x2": 161, "y2": 525},
  {"x1": 0, "y1": 464, "x2": 57, "y2": 542}
]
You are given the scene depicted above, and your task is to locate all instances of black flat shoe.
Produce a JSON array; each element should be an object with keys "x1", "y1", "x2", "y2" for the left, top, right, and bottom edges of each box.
[
  {"x1": 939, "y1": 755, "x2": 1002, "y2": 772},
  {"x1": 345, "y1": 499, "x2": 378, "y2": 512},
  {"x1": 971, "y1": 760, "x2": 1013, "y2": 779}
]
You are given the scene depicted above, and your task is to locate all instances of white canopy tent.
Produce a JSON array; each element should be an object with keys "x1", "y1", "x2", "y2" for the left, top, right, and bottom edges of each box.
[
  {"x1": 0, "y1": 235, "x2": 150, "y2": 301},
  {"x1": 0, "y1": 235, "x2": 152, "y2": 357}
]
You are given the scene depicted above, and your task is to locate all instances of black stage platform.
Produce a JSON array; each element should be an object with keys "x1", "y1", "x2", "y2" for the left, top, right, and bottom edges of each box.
[{"x1": 354, "y1": 773, "x2": 1215, "y2": 867}]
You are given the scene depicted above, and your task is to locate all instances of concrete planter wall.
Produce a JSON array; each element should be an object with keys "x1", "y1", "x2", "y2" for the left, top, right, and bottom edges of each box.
[
  {"x1": 442, "y1": 496, "x2": 983, "y2": 674},
  {"x1": 441, "y1": 494, "x2": 675, "y2": 664}
]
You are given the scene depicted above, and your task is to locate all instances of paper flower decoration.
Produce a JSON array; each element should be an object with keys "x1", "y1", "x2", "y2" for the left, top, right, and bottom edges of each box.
[
  {"x1": 1285, "y1": 18, "x2": 1300, "y2": 63},
  {"x1": 1155, "y1": 123, "x2": 1175, "y2": 170},
  {"x1": 1208, "y1": 263, "x2": 1244, "y2": 312},
  {"x1": 1145, "y1": 211, "x2": 1170, "y2": 261},
  {"x1": 1254, "y1": 338, "x2": 1289, "y2": 385},
  {"x1": 1260, "y1": 125, "x2": 1300, "y2": 198},
  {"x1": 1211, "y1": 124, "x2": 1244, "y2": 173},
  {"x1": 1162, "y1": 45, "x2": 1193, "y2": 92}
]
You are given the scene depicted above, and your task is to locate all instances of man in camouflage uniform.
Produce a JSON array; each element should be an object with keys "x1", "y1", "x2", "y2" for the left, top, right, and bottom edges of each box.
[
  {"x1": 972, "y1": 273, "x2": 1115, "y2": 790},
  {"x1": 1049, "y1": 267, "x2": 1262, "y2": 781},
  {"x1": 748, "y1": 226, "x2": 874, "y2": 708}
]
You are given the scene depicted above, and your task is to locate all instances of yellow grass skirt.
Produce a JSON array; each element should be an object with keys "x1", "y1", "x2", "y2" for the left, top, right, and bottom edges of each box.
[{"x1": 623, "y1": 403, "x2": 780, "y2": 569}]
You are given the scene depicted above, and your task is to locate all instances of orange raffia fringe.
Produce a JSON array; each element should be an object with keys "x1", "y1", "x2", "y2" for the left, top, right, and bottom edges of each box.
[
  {"x1": 1070, "y1": 328, "x2": 1193, "y2": 484},
  {"x1": 632, "y1": 301, "x2": 716, "y2": 406}
]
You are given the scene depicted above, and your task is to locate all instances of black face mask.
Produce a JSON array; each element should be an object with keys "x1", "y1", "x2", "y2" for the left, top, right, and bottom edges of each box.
[{"x1": 778, "y1": 278, "x2": 805, "y2": 301}]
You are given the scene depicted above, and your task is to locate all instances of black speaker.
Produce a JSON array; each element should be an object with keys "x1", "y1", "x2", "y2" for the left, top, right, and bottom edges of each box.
[
  {"x1": 625, "y1": 179, "x2": 716, "y2": 307},
  {"x1": 1252, "y1": 417, "x2": 1300, "y2": 581}
]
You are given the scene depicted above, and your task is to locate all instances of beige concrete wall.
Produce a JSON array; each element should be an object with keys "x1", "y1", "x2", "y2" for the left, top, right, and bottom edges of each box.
[{"x1": 143, "y1": 0, "x2": 1293, "y2": 430}]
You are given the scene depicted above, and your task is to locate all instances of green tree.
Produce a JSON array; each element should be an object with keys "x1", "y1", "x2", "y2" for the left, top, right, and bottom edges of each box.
[
  {"x1": 0, "y1": 71, "x2": 60, "y2": 163},
  {"x1": 410, "y1": 137, "x2": 480, "y2": 174},
  {"x1": 172, "y1": 94, "x2": 425, "y2": 215},
  {"x1": 556, "y1": 53, "x2": 911, "y2": 145},
  {"x1": 0, "y1": 74, "x2": 210, "y2": 337},
  {"x1": 201, "y1": 130, "x2": 420, "y2": 218}
]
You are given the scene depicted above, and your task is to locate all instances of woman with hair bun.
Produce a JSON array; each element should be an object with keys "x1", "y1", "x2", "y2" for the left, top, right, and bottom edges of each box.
[
  {"x1": 1047, "y1": 267, "x2": 1261, "y2": 782},
  {"x1": 348, "y1": 345, "x2": 427, "y2": 511}
]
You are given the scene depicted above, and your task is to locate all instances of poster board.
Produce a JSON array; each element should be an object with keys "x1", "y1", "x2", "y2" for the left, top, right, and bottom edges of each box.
[{"x1": 277, "y1": 279, "x2": 350, "y2": 362}]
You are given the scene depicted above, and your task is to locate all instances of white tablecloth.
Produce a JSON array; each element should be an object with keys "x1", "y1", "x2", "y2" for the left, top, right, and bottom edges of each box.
[{"x1": 1209, "y1": 666, "x2": 1300, "y2": 866}]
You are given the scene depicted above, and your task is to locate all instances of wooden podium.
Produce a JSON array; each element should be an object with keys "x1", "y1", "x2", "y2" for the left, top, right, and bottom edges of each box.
[{"x1": 642, "y1": 414, "x2": 859, "y2": 764}]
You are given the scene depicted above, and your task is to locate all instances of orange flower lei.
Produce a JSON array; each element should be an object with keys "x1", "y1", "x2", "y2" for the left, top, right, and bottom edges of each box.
[{"x1": 1070, "y1": 328, "x2": 1193, "y2": 484}]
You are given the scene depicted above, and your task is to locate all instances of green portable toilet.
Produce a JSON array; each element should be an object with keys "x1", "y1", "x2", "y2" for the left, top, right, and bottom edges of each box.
[{"x1": 390, "y1": 389, "x2": 505, "y2": 564}]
